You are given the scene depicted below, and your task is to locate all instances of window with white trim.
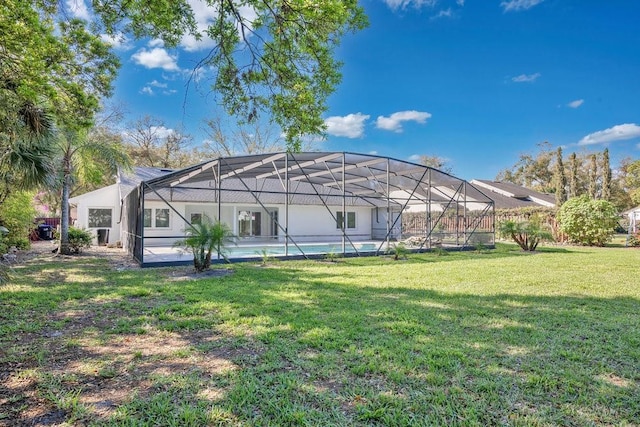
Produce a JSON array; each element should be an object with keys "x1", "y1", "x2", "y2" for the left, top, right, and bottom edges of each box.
[
  {"x1": 143, "y1": 208, "x2": 170, "y2": 228},
  {"x1": 88, "y1": 208, "x2": 112, "y2": 228},
  {"x1": 336, "y1": 211, "x2": 356, "y2": 229}
]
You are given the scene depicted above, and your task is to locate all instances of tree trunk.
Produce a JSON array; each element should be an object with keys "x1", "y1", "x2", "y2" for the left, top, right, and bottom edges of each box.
[{"x1": 58, "y1": 163, "x2": 72, "y2": 255}]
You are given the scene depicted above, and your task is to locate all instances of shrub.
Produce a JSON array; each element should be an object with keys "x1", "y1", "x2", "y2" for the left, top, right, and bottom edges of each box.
[
  {"x1": 498, "y1": 217, "x2": 553, "y2": 251},
  {"x1": 388, "y1": 242, "x2": 409, "y2": 260},
  {"x1": 66, "y1": 227, "x2": 93, "y2": 254},
  {"x1": 0, "y1": 191, "x2": 37, "y2": 250},
  {"x1": 628, "y1": 233, "x2": 640, "y2": 247},
  {"x1": 175, "y1": 217, "x2": 235, "y2": 272},
  {"x1": 557, "y1": 196, "x2": 619, "y2": 246}
]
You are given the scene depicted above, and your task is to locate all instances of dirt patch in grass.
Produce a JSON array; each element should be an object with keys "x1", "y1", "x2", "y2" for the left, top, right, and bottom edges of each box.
[{"x1": 1, "y1": 295, "x2": 258, "y2": 425}]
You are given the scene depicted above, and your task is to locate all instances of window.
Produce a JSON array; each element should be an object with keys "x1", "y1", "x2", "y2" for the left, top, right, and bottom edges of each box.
[
  {"x1": 143, "y1": 209, "x2": 152, "y2": 228},
  {"x1": 336, "y1": 211, "x2": 356, "y2": 229},
  {"x1": 155, "y1": 209, "x2": 170, "y2": 228},
  {"x1": 143, "y1": 208, "x2": 170, "y2": 228},
  {"x1": 190, "y1": 213, "x2": 202, "y2": 225},
  {"x1": 238, "y1": 211, "x2": 261, "y2": 237},
  {"x1": 88, "y1": 208, "x2": 112, "y2": 228}
]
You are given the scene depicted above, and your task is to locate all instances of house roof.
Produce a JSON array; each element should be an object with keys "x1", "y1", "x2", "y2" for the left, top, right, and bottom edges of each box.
[
  {"x1": 470, "y1": 179, "x2": 556, "y2": 209},
  {"x1": 68, "y1": 184, "x2": 119, "y2": 205},
  {"x1": 118, "y1": 166, "x2": 175, "y2": 198},
  {"x1": 623, "y1": 205, "x2": 640, "y2": 215}
]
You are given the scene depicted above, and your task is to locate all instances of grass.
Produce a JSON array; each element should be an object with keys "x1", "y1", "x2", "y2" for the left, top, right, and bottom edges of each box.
[{"x1": 1, "y1": 243, "x2": 639, "y2": 425}]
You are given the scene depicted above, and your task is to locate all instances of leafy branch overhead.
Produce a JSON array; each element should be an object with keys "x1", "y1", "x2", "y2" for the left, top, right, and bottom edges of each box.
[{"x1": 94, "y1": 0, "x2": 369, "y2": 149}]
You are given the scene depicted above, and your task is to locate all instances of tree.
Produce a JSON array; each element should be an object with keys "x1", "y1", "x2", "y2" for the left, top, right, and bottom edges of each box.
[
  {"x1": 201, "y1": 117, "x2": 287, "y2": 157},
  {"x1": 498, "y1": 218, "x2": 553, "y2": 251},
  {"x1": 558, "y1": 195, "x2": 619, "y2": 246},
  {"x1": 496, "y1": 142, "x2": 554, "y2": 192},
  {"x1": 588, "y1": 154, "x2": 598, "y2": 199},
  {"x1": 1, "y1": 1, "x2": 119, "y2": 129},
  {"x1": 553, "y1": 147, "x2": 567, "y2": 206},
  {"x1": 416, "y1": 155, "x2": 453, "y2": 174},
  {"x1": 569, "y1": 152, "x2": 579, "y2": 198},
  {"x1": 0, "y1": 190, "x2": 38, "y2": 249},
  {"x1": 602, "y1": 148, "x2": 611, "y2": 200},
  {"x1": 94, "y1": 0, "x2": 368, "y2": 149},
  {"x1": 57, "y1": 129, "x2": 130, "y2": 255},
  {"x1": 124, "y1": 116, "x2": 195, "y2": 168},
  {"x1": 621, "y1": 158, "x2": 640, "y2": 206}
]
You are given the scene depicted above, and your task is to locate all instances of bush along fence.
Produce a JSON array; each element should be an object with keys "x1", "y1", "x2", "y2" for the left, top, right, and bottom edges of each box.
[{"x1": 494, "y1": 207, "x2": 568, "y2": 243}]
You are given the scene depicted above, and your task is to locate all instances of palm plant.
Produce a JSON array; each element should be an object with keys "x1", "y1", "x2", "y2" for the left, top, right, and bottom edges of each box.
[
  {"x1": 177, "y1": 217, "x2": 235, "y2": 272},
  {"x1": 498, "y1": 219, "x2": 553, "y2": 251},
  {"x1": 0, "y1": 101, "x2": 55, "y2": 204},
  {"x1": 56, "y1": 129, "x2": 130, "y2": 255}
]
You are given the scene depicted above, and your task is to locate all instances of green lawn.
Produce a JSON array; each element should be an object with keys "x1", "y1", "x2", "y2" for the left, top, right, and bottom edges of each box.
[{"x1": 1, "y1": 244, "x2": 639, "y2": 426}]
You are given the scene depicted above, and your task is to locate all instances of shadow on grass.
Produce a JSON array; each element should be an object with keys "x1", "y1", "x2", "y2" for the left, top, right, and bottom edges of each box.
[{"x1": 1, "y1": 251, "x2": 639, "y2": 425}]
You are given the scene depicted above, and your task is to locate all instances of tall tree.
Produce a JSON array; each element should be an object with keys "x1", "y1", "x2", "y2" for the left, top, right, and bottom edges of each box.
[
  {"x1": 602, "y1": 148, "x2": 611, "y2": 200},
  {"x1": 124, "y1": 116, "x2": 195, "y2": 168},
  {"x1": 201, "y1": 117, "x2": 288, "y2": 157},
  {"x1": 93, "y1": 0, "x2": 368, "y2": 149},
  {"x1": 569, "y1": 152, "x2": 579, "y2": 198},
  {"x1": 57, "y1": 129, "x2": 130, "y2": 254},
  {"x1": 496, "y1": 142, "x2": 554, "y2": 192},
  {"x1": 588, "y1": 154, "x2": 598, "y2": 199},
  {"x1": 554, "y1": 147, "x2": 567, "y2": 206},
  {"x1": 621, "y1": 158, "x2": 640, "y2": 206},
  {"x1": 416, "y1": 155, "x2": 453, "y2": 174}
]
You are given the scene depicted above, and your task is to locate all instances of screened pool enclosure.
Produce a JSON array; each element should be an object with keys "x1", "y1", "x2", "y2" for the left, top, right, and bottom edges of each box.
[{"x1": 121, "y1": 152, "x2": 495, "y2": 266}]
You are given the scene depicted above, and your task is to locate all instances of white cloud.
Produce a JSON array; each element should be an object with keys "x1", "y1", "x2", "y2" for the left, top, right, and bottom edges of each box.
[
  {"x1": 325, "y1": 113, "x2": 370, "y2": 138},
  {"x1": 369, "y1": 151, "x2": 378, "y2": 155},
  {"x1": 163, "y1": 89, "x2": 178, "y2": 95},
  {"x1": 408, "y1": 154, "x2": 421, "y2": 162},
  {"x1": 100, "y1": 33, "x2": 133, "y2": 50},
  {"x1": 180, "y1": 0, "x2": 257, "y2": 51},
  {"x1": 150, "y1": 126, "x2": 175, "y2": 139},
  {"x1": 376, "y1": 110, "x2": 431, "y2": 133},
  {"x1": 578, "y1": 123, "x2": 640, "y2": 146},
  {"x1": 148, "y1": 80, "x2": 168, "y2": 88},
  {"x1": 148, "y1": 39, "x2": 165, "y2": 48},
  {"x1": 457, "y1": 0, "x2": 465, "y2": 5},
  {"x1": 431, "y1": 8, "x2": 453, "y2": 20},
  {"x1": 383, "y1": 0, "x2": 437, "y2": 12},
  {"x1": 501, "y1": 0, "x2": 544, "y2": 12},
  {"x1": 66, "y1": 0, "x2": 91, "y2": 20},
  {"x1": 140, "y1": 86, "x2": 154, "y2": 96},
  {"x1": 568, "y1": 99, "x2": 584, "y2": 108},
  {"x1": 512, "y1": 72, "x2": 541, "y2": 83},
  {"x1": 131, "y1": 47, "x2": 180, "y2": 72}
]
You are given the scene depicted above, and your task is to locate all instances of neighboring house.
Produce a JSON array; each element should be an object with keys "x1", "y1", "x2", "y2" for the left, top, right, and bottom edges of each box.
[
  {"x1": 470, "y1": 180, "x2": 556, "y2": 209},
  {"x1": 70, "y1": 152, "x2": 496, "y2": 265},
  {"x1": 624, "y1": 206, "x2": 640, "y2": 234}
]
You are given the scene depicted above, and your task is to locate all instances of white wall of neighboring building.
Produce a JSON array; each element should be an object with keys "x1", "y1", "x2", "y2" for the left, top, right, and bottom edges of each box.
[{"x1": 628, "y1": 207, "x2": 640, "y2": 233}]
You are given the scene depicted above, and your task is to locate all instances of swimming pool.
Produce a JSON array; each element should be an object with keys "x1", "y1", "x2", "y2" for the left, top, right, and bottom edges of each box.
[{"x1": 227, "y1": 242, "x2": 384, "y2": 258}]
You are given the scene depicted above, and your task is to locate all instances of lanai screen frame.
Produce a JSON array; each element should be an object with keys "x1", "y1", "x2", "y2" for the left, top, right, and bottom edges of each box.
[{"x1": 125, "y1": 152, "x2": 495, "y2": 266}]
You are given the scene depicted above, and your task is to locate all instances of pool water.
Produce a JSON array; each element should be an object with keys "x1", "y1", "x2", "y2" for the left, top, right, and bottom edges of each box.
[{"x1": 227, "y1": 242, "x2": 383, "y2": 258}]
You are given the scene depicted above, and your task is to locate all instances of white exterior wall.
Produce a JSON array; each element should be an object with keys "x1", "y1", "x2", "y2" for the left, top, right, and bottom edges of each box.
[
  {"x1": 286, "y1": 205, "x2": 372, "y2": 242},
  {"x1": 75, "y1": 186, "x2": 377, "y2": 248},
  {"x1": 72, "y1": 184, "x2": 121, "y2": 245}
]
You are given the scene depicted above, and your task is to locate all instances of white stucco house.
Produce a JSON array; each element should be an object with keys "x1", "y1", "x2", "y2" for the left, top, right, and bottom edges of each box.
[
  {"x1": 69, "y1": 152, "x2": 495, "y2": 266},
  {"x1": 625, "y1": 205, "x2": 640, "y2": 234}
]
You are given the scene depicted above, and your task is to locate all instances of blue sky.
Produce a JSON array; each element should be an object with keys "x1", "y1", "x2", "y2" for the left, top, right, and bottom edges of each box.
[{"x1": 68, "y1": 0, "x2": 640, "y2": 180}]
